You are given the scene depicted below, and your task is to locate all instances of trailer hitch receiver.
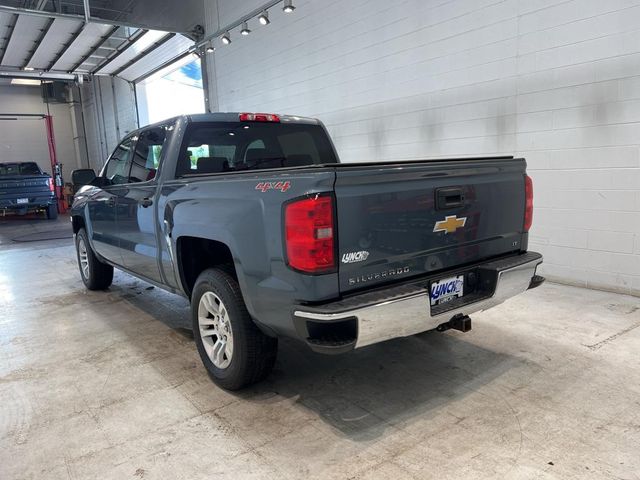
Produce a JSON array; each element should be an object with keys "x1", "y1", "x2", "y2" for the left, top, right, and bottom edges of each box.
[{"x1": 436, "y1": 314, "x2": 472, "y2": 333}]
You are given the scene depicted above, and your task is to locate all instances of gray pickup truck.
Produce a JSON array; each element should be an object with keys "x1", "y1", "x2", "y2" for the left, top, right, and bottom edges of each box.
[
  {"x1": 0, "y1": 162, "x2": 58, "y2": 219},
  {"x1": 71, "y1": 112, "x2": 544, "y2": 390}
]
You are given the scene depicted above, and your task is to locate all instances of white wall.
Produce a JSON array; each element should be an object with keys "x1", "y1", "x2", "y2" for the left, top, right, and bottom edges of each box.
[
  {"x1": 205, "y1": 0, "x2": 640, "y2": 297},
  {"x1": 0, "y1": 83, "x2": 81, "y2": 181}
]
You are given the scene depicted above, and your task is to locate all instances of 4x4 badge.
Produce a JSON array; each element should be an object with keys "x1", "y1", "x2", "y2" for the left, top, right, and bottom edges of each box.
[
  {"x1": 255, "y1": 181, "x2": 291, "y2": 193},
  {"x1": 433, "y1": 215, "x2": 467, "y2": 234}
]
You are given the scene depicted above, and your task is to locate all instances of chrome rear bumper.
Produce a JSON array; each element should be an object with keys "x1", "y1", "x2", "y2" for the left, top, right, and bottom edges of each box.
[{"x1": 294, "y1": 252, "x2": 543, "y2": 350}]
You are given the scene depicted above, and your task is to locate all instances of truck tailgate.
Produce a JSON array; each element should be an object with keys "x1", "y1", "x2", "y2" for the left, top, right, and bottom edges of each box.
[
  {"x1": 334, "y1": 158, "x2": 527, "y2": 294},
  {"x1": 0, "y1": 175, "x2": 51, "y2": 204}
]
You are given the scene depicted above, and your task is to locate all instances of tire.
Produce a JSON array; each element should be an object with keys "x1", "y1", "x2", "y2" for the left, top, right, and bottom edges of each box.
[
  {"x1": 192, "y1": 268, "x2": 277, "y2": 390},
  {"x1": 75, "y1": 228, "x2": 113, "y2": 290},
  {"x1": 46, "y1": 203, "x2": 58, "y2": 220}
]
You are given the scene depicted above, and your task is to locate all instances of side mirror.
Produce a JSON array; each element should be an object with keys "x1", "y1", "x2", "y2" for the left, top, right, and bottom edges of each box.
[
  {"x1": 71, "y1": 169, "x2": 96, "y2": 187},
  {"x1": 90, "y1": 176, "x2": 110, "y2": 188}
]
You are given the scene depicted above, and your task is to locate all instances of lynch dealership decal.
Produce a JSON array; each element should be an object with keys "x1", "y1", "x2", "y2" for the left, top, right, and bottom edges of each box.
[{"x1": 341, "y1": 250, "x2": 370, "y2": 264}]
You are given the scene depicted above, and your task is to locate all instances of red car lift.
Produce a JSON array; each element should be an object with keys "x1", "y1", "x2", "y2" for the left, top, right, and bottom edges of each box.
[{"x1": 44, "y1": 115, "x2": 66, "y2": 214}]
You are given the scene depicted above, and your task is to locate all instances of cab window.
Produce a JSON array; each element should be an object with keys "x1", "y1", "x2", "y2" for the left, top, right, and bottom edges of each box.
[
  {"x1": 103, "y1": 138, "x2": 134, "y2": 185},
  {"x1": 175, "y1": 122, "x2": 337, "y2": 178},
  {"x1": 130, "y1": 126, "x2": 169, "y2": 182}
]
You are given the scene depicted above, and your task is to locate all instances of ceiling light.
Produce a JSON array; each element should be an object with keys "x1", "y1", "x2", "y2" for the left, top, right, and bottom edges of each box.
[
  {"x1": 283, "y1": 0, "x2": 295, "y2": 13},
  {"x1": 23, "y1": 67, "x2": 35, "y2": 71},
  {"x1": 221, "y1": 31, "x2": 231, "y2": 45},
  {"x1": 205, "y1": 41, "x2": 215, "y2": 53},
  {"x1": 258, "y1": 10, "x2": 270, "y2": 25},
  {"x1": 240, "y1": 22, "x2": 251, "y2": 36},
  {"x1": 11, "y1": 79, "x2": 41, "y2": 86}
]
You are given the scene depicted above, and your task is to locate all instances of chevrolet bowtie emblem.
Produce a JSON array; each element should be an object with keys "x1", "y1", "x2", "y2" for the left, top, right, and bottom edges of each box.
[{"x1": 433, "y1": 215, "x2": 467, "y2": 234}]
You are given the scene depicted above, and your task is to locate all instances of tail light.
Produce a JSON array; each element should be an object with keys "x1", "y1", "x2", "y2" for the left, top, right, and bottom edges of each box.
[
  {"x1": 524, "y1": 175, "x2": 533, "y2": 232},
  {"x1": 284, "y1": 194, "x2": 335, "y2": 273},
  {"x1": 239, "y1": 112, "x2": 280, "y2": 122},
  {"x1": 48, "y1": 178, "x2": 54, "y2": 192}
]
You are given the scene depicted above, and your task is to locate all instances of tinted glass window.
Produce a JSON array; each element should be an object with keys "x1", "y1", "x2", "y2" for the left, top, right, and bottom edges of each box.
[
  {"x1": 129, "y1": 126, "x2": 169, "y2": 182},
  {"x1": 175, "y1": 122, "x2": 337, "y2": 177},
  {"x1": 103, "y1": 138, "x2": 134, "y2": 185},
  {"x1": 0, "y1": 162, "x2": 42, "y2": 176}
]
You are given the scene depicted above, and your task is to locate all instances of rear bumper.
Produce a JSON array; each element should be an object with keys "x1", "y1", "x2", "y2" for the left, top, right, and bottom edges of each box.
[
  {"x1": 0, "y1": 197, "x2": 55, "y2": 210},
  {"x1": 294, "y1": 252, "x2": 543, "y2": 353}
]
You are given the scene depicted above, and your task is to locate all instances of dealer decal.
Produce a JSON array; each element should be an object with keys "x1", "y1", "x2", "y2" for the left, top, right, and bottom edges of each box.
[
  {"x1": 341, "y1": 250, "x2": 370, "y2": 264},
  {"x1": 255, "y1": 181, "x2": 291, "y2": 193}
]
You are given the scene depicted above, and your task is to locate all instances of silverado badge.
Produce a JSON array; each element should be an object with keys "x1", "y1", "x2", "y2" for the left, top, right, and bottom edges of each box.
[{"x1": 433, "y1": 215, "x2": 467, "y2": 234}]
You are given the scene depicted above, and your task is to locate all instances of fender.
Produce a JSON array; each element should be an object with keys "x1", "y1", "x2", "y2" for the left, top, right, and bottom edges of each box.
[{"x1": 167, "y1": 197, "x2": 270, "y2": 318}]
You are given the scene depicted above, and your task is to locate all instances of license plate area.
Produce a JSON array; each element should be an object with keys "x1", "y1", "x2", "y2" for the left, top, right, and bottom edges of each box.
[
  {"x1": 429, "y1": 274, "x2": 464, "y2": 306},
  {"x1": 16, "y1": 198, "x2": 28, "y2": 204}
]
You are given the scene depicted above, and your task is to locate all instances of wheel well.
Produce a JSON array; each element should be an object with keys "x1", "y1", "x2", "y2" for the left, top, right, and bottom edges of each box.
[
  {"x1": 177, "y1": 237, "x2": 236, "y2": 298},
  {"x1": 71, "y1": 216, "x2": 85, "y2": 234}
]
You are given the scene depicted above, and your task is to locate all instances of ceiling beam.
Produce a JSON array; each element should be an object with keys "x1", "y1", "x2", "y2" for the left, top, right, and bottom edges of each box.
[
  {"x1": 91, "y1": 28, "x2": 147, "y2": 74},
  {"x1": 46, "y1": 21, "x2": 86, "y2": 71},
  {"x1": 0, "y1": 4, "x2": 179, "y2": 33},
  {"x1": 0, "y1": 14, "x2": 18, "y2": 66},
  {"x1": 0, "y1": 66, "x2": 76, "y2": 81},
  {"x1": 110, "y1": 32, "x2": 175, "y2": 77},
  {"x1": 68, "y1": 24, "x2": 118, "y2": 73},
  {"x1": 82, "y1": 0, "x2": 90, "y2": 23},
  {"x1": 22, "y1": 17, "x2": 55, "y2": 69},
  {"x1": 0, "y1": 4, "x2": 82, "y2": 23},
  {"x1": 0, "y1": 113, "x2": 47, "y2": 118}
]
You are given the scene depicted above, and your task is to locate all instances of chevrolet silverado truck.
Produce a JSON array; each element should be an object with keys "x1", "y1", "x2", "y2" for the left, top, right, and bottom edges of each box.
[
  {"x1": 0, "y1": 162, "x2": 58, "y2": 219},
  {"x1": 70, "y1": 112, "x2": 544, "y2": 390}
]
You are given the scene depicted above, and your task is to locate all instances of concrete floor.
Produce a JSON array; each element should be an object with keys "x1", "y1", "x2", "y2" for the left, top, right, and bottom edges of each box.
[{"x1": 1, "y1": 215, "x2": 639, "y2": 480}]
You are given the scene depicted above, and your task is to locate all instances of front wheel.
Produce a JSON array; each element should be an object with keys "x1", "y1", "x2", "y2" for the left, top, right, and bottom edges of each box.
[
  {"x1": 192, "y1": 268, "x2": 277, "y2": 390},
  {"x1": 75, "y1": 228, "x2": 113, "y2": 290}
]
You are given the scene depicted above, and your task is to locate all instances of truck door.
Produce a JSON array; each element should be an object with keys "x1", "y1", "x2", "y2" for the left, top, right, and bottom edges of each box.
[
  {"x1": 88, "y1": 137, "x2": 134, "y2": 264},
  {"x1": 117, "y1": 126, "x2": 168, "y2": 284}
]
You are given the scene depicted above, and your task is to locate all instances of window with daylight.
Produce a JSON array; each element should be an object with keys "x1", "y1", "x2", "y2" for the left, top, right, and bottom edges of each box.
[{"x1": 136, "y1": 56, "x2": 205, "y2": 126}]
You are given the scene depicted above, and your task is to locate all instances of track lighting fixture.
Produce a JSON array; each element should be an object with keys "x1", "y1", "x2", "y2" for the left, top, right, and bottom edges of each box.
[
  {"x1": 283, "y1": 0, "x2": 295, "y2": 13},
  {"x1": 258, "y1": 10, "x2": 270, "y2": 25},
  {"x1": 221, "y1": 31, "x2": 231, "y2": 45},
  {"x1": 240, "y1": 22, "x2": 251, "y2": 35}
]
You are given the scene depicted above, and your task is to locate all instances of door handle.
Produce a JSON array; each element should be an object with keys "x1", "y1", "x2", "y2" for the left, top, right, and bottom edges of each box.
[{"x1": 140, "y1": 198, "x2": 153, "y2": 208}]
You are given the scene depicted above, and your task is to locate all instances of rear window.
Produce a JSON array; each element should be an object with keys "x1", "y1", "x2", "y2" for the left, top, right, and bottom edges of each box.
[
  {"x1": 176, "y1": 122, "x2": 337, "y2": 177},
  {"x1": 0, "y1": 162, "x2": 42, "y2": 176}
]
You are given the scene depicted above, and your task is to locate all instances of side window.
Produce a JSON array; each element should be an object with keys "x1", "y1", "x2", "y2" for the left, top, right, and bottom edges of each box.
[
  {"x1": 129, "y1": 127, "x2": 168, "y2": 182},
  {"x1": 104, "y1": 138, "x2": 134, "y2": 185}
]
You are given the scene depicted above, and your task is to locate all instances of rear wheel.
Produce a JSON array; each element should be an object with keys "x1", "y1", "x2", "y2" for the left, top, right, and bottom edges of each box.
[
  {"x1": 75, "y1": 228, "x2": 113, "y2": 290},
  {"x1": 192, "y1": 268, "x2": 277, "y2": 390},
  {"x1": 46, "y1": 203, "x2": 58, "y2": 220}
]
